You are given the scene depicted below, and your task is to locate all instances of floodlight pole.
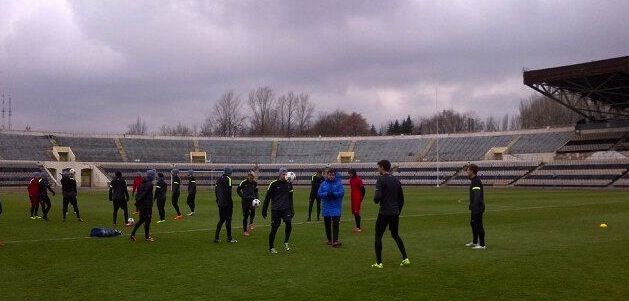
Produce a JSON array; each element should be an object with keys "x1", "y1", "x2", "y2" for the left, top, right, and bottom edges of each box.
[{"x1": 435, "y1": 87, "x2": 439, "y2": 188}]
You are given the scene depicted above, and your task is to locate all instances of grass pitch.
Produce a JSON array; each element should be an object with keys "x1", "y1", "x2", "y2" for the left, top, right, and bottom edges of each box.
[{"x1": 0, "y1": 187, "x2": 628, "y2": 300}]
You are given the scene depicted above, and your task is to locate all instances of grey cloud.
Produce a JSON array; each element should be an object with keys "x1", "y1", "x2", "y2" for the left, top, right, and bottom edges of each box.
[{"x1": 1, "y1": 0, "x2": 628, "y2": 132}]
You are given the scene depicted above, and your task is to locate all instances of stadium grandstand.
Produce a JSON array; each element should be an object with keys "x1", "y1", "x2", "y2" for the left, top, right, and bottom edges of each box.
[
  {"x1": 1, "y1": 126, "x2": 628, "y2": 188},
  {"x1": 1, "y1": 56, "x2": 628, "y2": 189}
]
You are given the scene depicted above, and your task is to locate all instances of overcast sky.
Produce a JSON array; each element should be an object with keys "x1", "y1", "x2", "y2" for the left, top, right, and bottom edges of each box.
[{"x1": 1, "y1": 0, "x2": 628, "y2": 133}]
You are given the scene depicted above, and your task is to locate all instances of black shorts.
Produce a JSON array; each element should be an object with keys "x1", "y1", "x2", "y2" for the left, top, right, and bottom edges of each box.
[
  {"x1": 375, "y1": 214, "x2": 400, "y2": 234},
  {"x1": 241, "y1": 199, "x2": 255, "y2": 210},
  {"x1": 271, "y1": 209, "x2": 293, "y2": 224},
  {"x1": 219, "y1": 206, "x2": 233, "y2": 220}
]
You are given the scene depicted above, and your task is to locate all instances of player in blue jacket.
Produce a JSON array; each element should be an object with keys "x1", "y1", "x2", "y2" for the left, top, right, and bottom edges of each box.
[{"x1": 317, "y1": 169, "x2": 345, "y2": 247}]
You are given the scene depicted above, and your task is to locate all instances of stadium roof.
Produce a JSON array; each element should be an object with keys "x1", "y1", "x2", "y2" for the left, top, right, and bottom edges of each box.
[{"x1": 523, "y1": 56, "x2": 629, "y2": 122}]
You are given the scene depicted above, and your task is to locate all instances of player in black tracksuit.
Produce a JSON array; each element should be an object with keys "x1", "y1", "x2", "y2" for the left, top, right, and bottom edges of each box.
[
  {"x1": 262, "y1": 168, "x2": 294, "y2": 253},
  {"x1": 372, "y1": 160, "x2": 409, "y2": 268},
  {"x1": 131, "y1": 170, "x2": 156, "y2": 241},
  {"x1": 466, "y1": 164, "x2": 486, "y2": 249},
  {"x1": 237, "y1": 171, "x2": 259, "y2": 235},
  {"x1": 186, "y1": 170, "x2": 197, "y2": 216},
  {"x1": 61, "y1": 171, "x2": 82, "y2": 222},
  {"x1": 214, "y1": 168, "x2": 236, "y2": 243},
  {"x1": 308, "y1": 170, "x2": 324, "y2": 221},
  {"x1": 109, "y1": 171, "x2": 130, "y2": 226},
  {"x1": 171, "y1": 169, "x2": 182, "y2": 219},
  {"x1": 155, "y1": 173, "x2": 168, "y2": 223},
  {"x1": 38, "y1": 174, "x2": 55, "y2": 221}
]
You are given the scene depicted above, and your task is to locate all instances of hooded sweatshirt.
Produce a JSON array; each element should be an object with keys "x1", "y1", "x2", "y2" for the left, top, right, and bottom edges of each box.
[{"x1": 317, "y1": 172, "x2": 345, "y2": 217}]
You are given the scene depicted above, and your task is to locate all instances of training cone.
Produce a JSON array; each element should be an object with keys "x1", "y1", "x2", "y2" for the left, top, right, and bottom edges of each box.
[{"x1": 599, "y1": 223, "x2": 608, "y2": 229}]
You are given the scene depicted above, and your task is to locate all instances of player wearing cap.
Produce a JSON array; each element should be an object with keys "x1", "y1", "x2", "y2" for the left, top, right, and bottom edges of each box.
[
  {"x1": 155, "y1": 173, "x2": 168, "y2": 223},
  {"x1": 130, "y1": 169, "x2": 156, "y2": 242},
  {"x1": 109, "y1": 171, "x2": 131, "y2": 227},
  {"x1": 38, "y1": 174, "x2": 55, "y2": 221},
  {"x1": 236, "y1": 171, "x2": 259, "y2": 237},
  {"x1": 61, "y1": 169, "x2": 82, "y2": 222}
]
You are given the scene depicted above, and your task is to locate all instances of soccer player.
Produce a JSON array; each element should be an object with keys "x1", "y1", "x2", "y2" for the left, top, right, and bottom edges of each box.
[
  {"x1": 308, "y1": 169, "x2": 324, "y2": 222},
  {"x1": 28, "y1": 172, "x2": 41, "y2": 219},
  {"x1": 262, "y1": 168, "x2": 294, "y2": 254},
  {"x1": 109, "y1": 171, "x2": 131, "y2": 227},
  {"x1": 38, "y1": 173, "x2": 55, "y2": 221},
  {"x1": 371, "y1": 160, "x2": 410, "y2": 269},
  {"x1": 130, "y1": 169, "x2": 156, "y2": 242},
  {"x1": 155, "y1": 173, "x2": 168, "y2": 223},
  {"x1": 61, "y1": 169, "x2": 82, "y2": 222},
  {"x1": 132, "y1": 171, "x2": 143, "y2": 214},
  {"x1": 465, "y1": 164, "x2": 486, "y2": 249},
  {"x1": 171, "y1": 169, "x2": 183, "y2": 220},
  {"x1": 186, "y1": 170, "x2": 197, "y2": 216},
  {"x1": 237, "y1": 171, "x2": 259, "y2": 236},
  {"x1": 318, "y1": 168, "x2": 344, "y2": 247},
  {"x1": 214, "y1": 167, "x2": 236, "y2": 243},
  {"x1": 348, "y1": 169, "x2": 365, "y2": 232}
]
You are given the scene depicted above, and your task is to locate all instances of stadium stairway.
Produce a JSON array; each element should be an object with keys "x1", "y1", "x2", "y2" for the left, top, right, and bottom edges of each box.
[
  {"x1": 348, "y1": 140, "x2": 356, "y2": 152},
  {"x1": 441, "y1": 165, "x2": 464, "y2": 186},
  {"x1": 607, "y1": 168, "x2": 629, "y2": 187},
  {"x1": 271, "y1": 141, "x2": 278, "y2": 163},
  {"x1": 418, "y1": 138, "x2": 436, "y2": 161},
  {"x1": 509, "y1": 162, "x2": 545, "y2": 186},
  {"x1": 96, "y1": 165, "x2": 111, "y2": 180},
  {"x1": 504, "y1": 135, "x2": 523, "y2": 153},
  {"x1": 113, "y1": 138, "x2": 129, "y2": 162},
  {"x1": 611, "y1": 134, "x2": 628, "y2": 151}
]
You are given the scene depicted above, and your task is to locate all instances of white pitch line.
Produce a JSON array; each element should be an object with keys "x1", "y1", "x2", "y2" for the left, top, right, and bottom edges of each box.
[{"x1": 2, "y1": 200, "x2": 626, "y2": 245}]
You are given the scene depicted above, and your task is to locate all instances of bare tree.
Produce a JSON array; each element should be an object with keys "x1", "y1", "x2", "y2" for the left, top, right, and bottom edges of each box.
[
  {"x1": 414, "y1": 110, "x2": 483, "y2": 134},
  {"x1": 126, "y1": 116, "x2": 147, "y2": 135},
  {"x1": 518, "y1": 95, "x2": 581, "y2": 129},
  {"x1": 200, "y1": 116, "x2": 214, "y2": 136},
  {"x1": 158, "y1": 122, "x2": 196, "y2": 136},
  {"x1": 311, "y1": 110, "x2": 369, "y2": 136},
  {"x1": 485, "y1": 116, "x2": 499, "y2": 132},
  {"x1": 345, "y1": 112, "x2": 370, "y2": 136},
  {"x1": 295, "y1": 93, "x2": 314, "y2": 135},
  {"x1": 509, "y1": 114, "x2": 521, "y2": 130},
  {"x1": 212, "y1": 90, "x2": 246, "y2": 137},
  {"x1": 276, "y1": 91, "x2": 299, "y2": 136},
  {"x1": 501, "y1": 114, "x2": 509, "y2": 131},
  {"x1": 248, "y1": 87, "x2": 276, "y2": 136}
]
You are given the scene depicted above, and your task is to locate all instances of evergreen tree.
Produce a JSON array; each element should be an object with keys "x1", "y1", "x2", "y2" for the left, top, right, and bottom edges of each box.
[{"x1": 392, "y1": 120, "x2": 401, "y2": 134}]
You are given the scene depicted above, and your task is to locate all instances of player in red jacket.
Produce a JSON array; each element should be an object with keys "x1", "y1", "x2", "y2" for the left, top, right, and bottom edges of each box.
[
  {"x1": 132, "y1": 172, "x2": 143, "y2": 214},
  {"x1": 348, "y1": 169, "x2": 365, "y2": 232},
  {"x1": 27, "y1": 172, "x2": 41, "y2": 219}
]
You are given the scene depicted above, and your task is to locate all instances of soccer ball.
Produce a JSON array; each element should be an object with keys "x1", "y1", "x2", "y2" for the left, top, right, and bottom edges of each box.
[
  {"x1": 69, "y1": 168, "x2": 76, "y2": 177},
  {"x1": 127, "y1": 218, "x2": 135, "y2": 224},
  {"x1": 252, "y1": 199, "x2": 261, "y2": 208},
  {"x1": 286, "y1": 172, "x2": 296, "y2": 183}
]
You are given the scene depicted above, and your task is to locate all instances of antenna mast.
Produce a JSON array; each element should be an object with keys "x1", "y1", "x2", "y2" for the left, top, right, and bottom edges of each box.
[
  {"x1": 8, "y1": 95, "x2": 12, "y2": 129},
  {"x1": 1, "y1": 93, "x2": 5, "y2": 130}
]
